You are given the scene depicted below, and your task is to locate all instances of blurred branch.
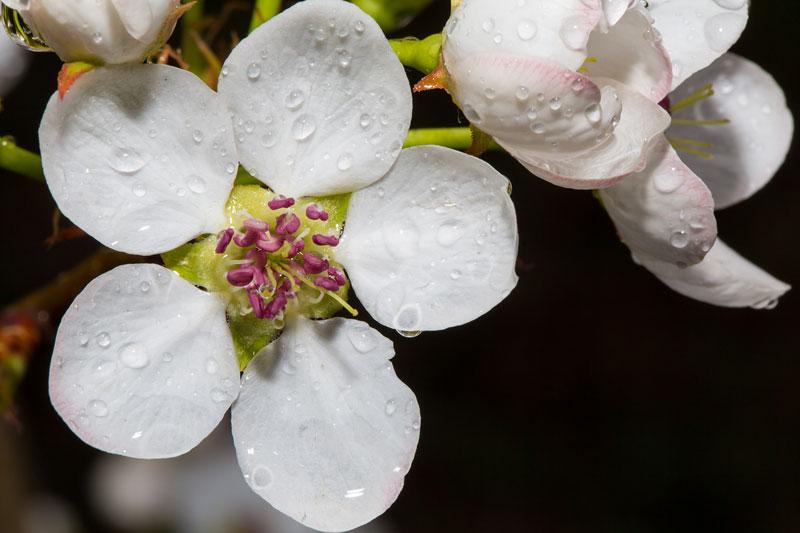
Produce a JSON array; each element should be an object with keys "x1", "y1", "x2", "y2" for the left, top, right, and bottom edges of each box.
[
  {"x1": 351, "y1": 0, "x2": 433, "y2": 33},
  {"x1": 180, "y1": 0, "x2": 206, "y2": 75},
  {"x1": 0, "y1": 136, "x2": 44, "y2": 182},
  {"x1": 1, "y1": 249, "x2": 144, "y2": 419},
  {"x1": 250, "y1": 0, "x2": 281, "y2": 33},
  {"x1": 390, "y1": 34, "x2": 442, "y2": 74}
]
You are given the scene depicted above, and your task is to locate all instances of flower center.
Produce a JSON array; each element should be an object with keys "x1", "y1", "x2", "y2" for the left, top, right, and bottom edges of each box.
[{"x1": 215, "y1": 193, "x2": 356, "y2": 324}]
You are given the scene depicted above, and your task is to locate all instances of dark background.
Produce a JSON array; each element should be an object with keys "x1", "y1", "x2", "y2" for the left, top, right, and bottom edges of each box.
[{"x1": 1, "y1": 1, "x2": 798, "y2": 532}]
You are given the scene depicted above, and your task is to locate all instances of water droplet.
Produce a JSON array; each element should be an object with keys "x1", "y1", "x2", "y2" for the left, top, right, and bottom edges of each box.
[
  {"x1": 336, "y1": 48, "x2": 352, "y2": 69},
  {"x1": 108, "y1": 147, "x2": 146, "y2": 175},
  {"x1": 139, "y1": 281, "x2": 151, "y2": 293},
  {"x1": 205, "y1": 358, "x2": 219, "y2": 374},
  {"x1": 337, "y1": 152, "x2": 354, "y2": 171},
  {"x1": 385, "y1": 399, "x2": 397, "y2": 416},
  {"x1": 96, "y1": 332, "x2": 111, "y2": 348},
  {"x1": 285, "y1": 89, "x2": 305, "y2": 110},
  {"x1": 462, "y1": 103, "x2": 482, "y2": 123},
  {"x1": 118, "y1": 342, "x2": 149, "y2": 369},
  {"x1": 345, "y1": 488, "x2": 366, "y2": 499},
  {"x1": 211, "y1": 388, "x2": 230, "y2": 403},
  {"x1": 131, "y1": 181, "x2": 147, "y2": 197},
  {"x1": 252, "y1": 466, "x2": 272, "y2": 488},
  {"x1": 654, "y1": 165, "x2": 684, "y2": 194},
  {"x1": 78, "y1": 331, "x2": 90, "y2": 346},
  {"x1": 670, "y1": 230, "x2": 689, "y2": 249},
  {"x1": 226, "y1": 162, "x2": 236, "y2": 174},
  {"x1": 347, "y1": 322, "x2": 378, "y2": 353},
  {"x1": 398, "y1": 330, "x2": 421, "y2": 338},
  {"x1": 187, "y1": 175, "x2": 207, "y2": 194},
  {"x1": 436, "y1": 220, "x2": 463, "y2": 247},
  {"x1": 450, "y1": 269, "x2": 462, "y2": 280},
  {"x1": 354, "y1": 20, "x2": 366, "y2": 34},
  {"x1": 131, "y1": 430, "x2": 143, "y2": 440},
  {"x1": 247, "y1": 62, "x2": 261, "y2": 80},
  {"x1": 549, "y1": 97, "x2": 562, "y2": 111},
  {"x1": 393, "y1": 304, "x2": 422, "y2": 332},
  {"x1": 261, "y1": 131, "x2": 277, "y2": 148},
  {"x1": 359, "y1": 113, "x2": 372, "y2": 128},
  {"x1": 584, "y1": 103, "x2": 602, "y2": 125},
  {"x1": 89, "y1": 399, "x2": 108, "y2": 417},
  {"x1": 559, "y1": 16, "x2": 587, "y2": 50},
  {"x1": 162, "y1": 352, "x2": 174, "y2": 363},
  {"x1": 481, "y1": 18, "x2": 495, "y2": 32},
  {"x1": 291, "y1": 114, "x2": 317, "y2": 141},
  {"x1": 92, "y1": 32, "x2": 102, "y2": 44},
  {"x1": 517, "y1": 19, "x2": 537, "y2": 40},
  {"x1": 515, "y1": 85, "x2": 530, "y2": 101},
  {"x1": 192, "y1": 130, "x2": 204, "y2": 144},
  {"x1": 704, "y1": 12, "x2": 747, "y2": 53}
]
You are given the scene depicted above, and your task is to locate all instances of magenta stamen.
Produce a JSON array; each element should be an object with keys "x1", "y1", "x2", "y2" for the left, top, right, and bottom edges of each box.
[
  {"x1": 276, "y1": 213, "x2": 301, "y2": 235},
  {"x1": 248, "y1": 290, "x2": 267, "y2": 319},
  {"x1": 328, "y1": 267, "x2": 347, "y2": 287},
  {"x1": 215, "y1": 228, "x2": 235, "y2": 254},
  {"x1": 306, "y1": 204, "x2": 330, "y2": 221},
  {"x1": 234, "y1": 229, "x2": 260, "y2": 248},
  {"x1": 288, "y1": 237, "x2": 305, "y2": 258},
  {"x1": 256, "y1": 234, "x2": 284, "y2": 253},
  {"x1": 265, "y1": 291, "x2": 288, "y2": 318},
  {"x1": 244, "y1": 218, "x2": 269, "y2": 232},
  {"x1": 226, "y1": 267, "x2": 255, "y2": 287},
  {"x1": 268, "y1": 195, "x2": 296, "y2": 210},
  {"x1": 315, "y1": 277, "x2": 340, "y2": 291},
  {"x1": 303, "y1": 253, "x2": 329, "y2": 275},
  {"x1": 245, "y1": 249, "x2": 267, "y2": 269},
  {"x1": 313, "y1": 234, "x2": 339, "y2": 246}
]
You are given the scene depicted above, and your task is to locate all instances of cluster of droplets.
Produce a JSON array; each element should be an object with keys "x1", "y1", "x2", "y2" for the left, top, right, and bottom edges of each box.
[{"x1": 216, "y1": 195, "x2": 348, "y2": 323}]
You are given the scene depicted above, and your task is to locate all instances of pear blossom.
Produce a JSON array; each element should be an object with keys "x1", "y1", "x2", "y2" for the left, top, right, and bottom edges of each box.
[
  {"x1": 0, "y1": 31, "x2": 28, "y2": 96},
  {"x1": 440, "y1": 0, "x2": 675, "y2": 188},
  {"x1": 39, "y1": 1, "x2": 518, "y2": 531},
  {"x1": 600, "y1": 52, "x2": 792, "y2": 308},
  {"x1": 1, "y1": 0, "x2": 181, "y2": 64}
]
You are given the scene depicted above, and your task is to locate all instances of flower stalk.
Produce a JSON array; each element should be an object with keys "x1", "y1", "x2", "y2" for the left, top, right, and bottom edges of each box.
[
  {"x1": 0, "y1": 136, "x2": 44, "y2": 182},
  {"x1": 390, "y1": 34, "x2": 442, "y2": 74},
  {"x1": 250, "y1": 0, "x2": 282, "y2": 32},
  {"x1": 404, "y1": 127, "x2": 501, "y2": 152}
]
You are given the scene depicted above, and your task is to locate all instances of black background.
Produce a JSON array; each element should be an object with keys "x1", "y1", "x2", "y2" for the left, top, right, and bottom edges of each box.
[{"x1": 1, "y1": 1, "x2": 798, "y2": 532}]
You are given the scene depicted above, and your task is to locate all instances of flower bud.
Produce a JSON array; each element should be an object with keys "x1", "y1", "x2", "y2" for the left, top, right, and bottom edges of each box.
[{"x1": 2, "y1": 0, "x2": 181, "y2": 64}]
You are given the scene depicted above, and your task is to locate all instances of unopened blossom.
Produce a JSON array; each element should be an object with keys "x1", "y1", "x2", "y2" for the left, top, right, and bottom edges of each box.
[
  {"x1": 1, "y1": 0, "x2": 181, "y2": 64},
  {"x1": 39, "y1": 1, "x2": 519, "y2": 531},
  {"x1": 601, "y1": 52, "x2": 792, "y2": 308},
  {"x1": 440, "y1": 0, "x2": 674, "y2": 188}
]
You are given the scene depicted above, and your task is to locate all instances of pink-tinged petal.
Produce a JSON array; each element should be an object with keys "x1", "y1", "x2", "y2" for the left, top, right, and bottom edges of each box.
[
  {"x1": 667, "y1": 53, "x2": 793, "y2": 209},
  {"x1": 586, "y1": 6, "x2": 673, "y2": 103},
  {"x1": 232, "y1": 317, "x2": 420, "y2": 533},
  {"x1": 444, "y1": 0, "x2": 604, "y2": 75},
  {"x1": 49, "y1": 264, "x2": 239, "y2": 459},
  {"x1": 446, "y1": 53, "x2": 622, "y2": 157},
  {"x1": 646, "y1": 0, "x2": 749, "y2": 90},
  {"x1": 638, "y1": 239, "x2": 790, "y2": 309},
  {"x1": 501, "y1": 77, "x2": 671, "y2": 189},
  {"x1": 600, "y1": 136, "x2": 717, "y2": 267}
]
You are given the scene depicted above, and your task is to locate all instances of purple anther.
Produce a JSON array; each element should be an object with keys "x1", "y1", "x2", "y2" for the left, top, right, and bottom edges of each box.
[
  {"x1": 312, "y1": 234, "x2": 339, "y2": 247},
  {"x1": 328, "y1": 267, "x2": 347, "y2": 287},
  {"x1": 248, "y1": 290, "x2": 267, "y2": 319},
  {"x1": 256, "y1": 233, "x2": 284, "y2": 253},
  {"x1": 303, "y1": 253, "x2": 330, "y2": 275},
  {"x1": 226, "y1": 266, "x2": 255, "y2": 287},
  {"x1": 234, "y1": 229, "x2": 260, "y2": 248},
  {"x1": 265, "y1": 291, "x2": 288, "y2": 318},
  {"x1": 245, "y1": 248, "x2": 267, "y2": 269},
  {"x1": 306, "y1": 204, "x2": 330, "y2": 221},
  {"x1": 243, "y1": 218, "x2": 269, "y2": 232},
  {"x1": 658, "y1": 96, "x2": 671, "y2": 113},
  {"x1": 268, "y1": 195, "x2": 296, "y2": 210},
  {"x1": 215, "y1": 228, "x2": 235, "y2": 254},
  {"x1": 287, "y1": 237, "x2": 305, "y2": 258},
  {"x1": 252, "y1": 267, "x2": 267, "y2": 288},
  {"x1": 315, "y1": 276, "x2": 340, "y2": 291},
  {"x1": 276, "y1": 213, "x2": 301, "y2": 235}
]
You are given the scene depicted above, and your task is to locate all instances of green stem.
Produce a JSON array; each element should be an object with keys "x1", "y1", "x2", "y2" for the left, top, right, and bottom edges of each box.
[
  {"x1": 181, "y1": 0, "x2": 205, "y2": 76},
  {"x1": 403, "y1": 128, "x2": 501, "y2": 151},
  {"x1": 350, "y1": 0, "x2": 433, "y2": 33},
  {"x1": 390, "y1": 34, "x2": 442, "y2": 74},
  {"x1": 250, "y1": 0, "x2": 281, "y2": 33},
  {"x1": 0, "y1": 137, "x2": 44, "y2": 182}
]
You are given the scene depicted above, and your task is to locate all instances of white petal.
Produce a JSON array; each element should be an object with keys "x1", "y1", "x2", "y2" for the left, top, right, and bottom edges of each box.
[
  {"x1": 502, "y1": 77, "x2": 671, "y2": 189},
  {"x1": 0, "y1": 33, "x2": 28, "y2": 97},
  {"x1": 49, "y1": 264, "x2": 240, "y2": 459},
  {"x1": 109, "y1": 0, "x2": 175, "y2": 41},
  {"x1": 602, "y1": 0, "x2": 632, "y2": 27},
  {"x1": 667, "y1": 53, "x2": 793, "y2": 209},
  {"x1": 231, "y1": 317, "x2": 419, "y2": 533},
  {"x1": 586, "y1": 6, "x2": 673, "y2": 103},
  {"x1": 639, "y1": 239, "x2": 790, "y2": 309},
  {"x1": 446, "y1": 53, "x2": 621, "y2": 157},
  {"x1": 218, "y1": 0, "x2": 411, "y2": 198},
  {"x1": 39, "y1": 64, "x2": 237, "y2": 255},
  {"x1": 600, "y1": 136, "x2": 717, "y2": 267},
  {"x1": 444, "y1": 0, "x2": 603, "y2": 74},
  {"x1": 647, "y1": 0, "x2": 749, "y2": 90},
  {"x1": 337, "y1": 146, "x2": 518, "y2": 332}
]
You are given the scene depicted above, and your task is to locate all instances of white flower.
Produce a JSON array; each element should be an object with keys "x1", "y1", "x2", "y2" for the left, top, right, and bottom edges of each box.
[
  {"x1": 600, "y1": 52, "x2": 792, "y2": 308},
  {"x1": 1, "y1": 0, "x2": 181, "y2": 64},
  {"x1": 440, "y1": 0, "x2": 674, "y2": 188},
  {"x1": 0, "y1": 32, "x2": 28, "y2": 96},
  {"x1": 39, "y1": 1, "x2": 519, "y2": 531}
]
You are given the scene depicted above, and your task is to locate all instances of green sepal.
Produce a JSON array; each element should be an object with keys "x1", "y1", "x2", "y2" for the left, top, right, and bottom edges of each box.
[
  {"x1": 228, "y1": 311, "x2": 279, "y2": 370},
  {"x1": 161, "y1": 235, "x2": 224, "y2": 291}
]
